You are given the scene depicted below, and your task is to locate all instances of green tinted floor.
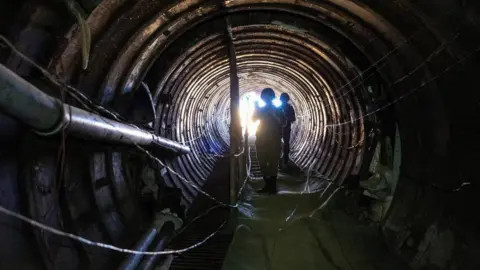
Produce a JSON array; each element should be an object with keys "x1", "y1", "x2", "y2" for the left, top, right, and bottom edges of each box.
[{"x1": 222, "y1": 173, "x2": 409, "y2": 270}]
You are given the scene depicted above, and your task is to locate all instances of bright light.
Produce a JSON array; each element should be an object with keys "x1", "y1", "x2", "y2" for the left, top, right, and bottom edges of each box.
[
  {"x1": 239, "y1": 93, "x2": 282, "y2": 135},
  {"x1": 257, "y1": 99, "x2": 266, "y2": 108},
  {"x1": 239, "y1": 93, "x2": 261, "y2": 135},
  {"x1": 272, "y1": 98, "x2": 282, "y2": 107}
]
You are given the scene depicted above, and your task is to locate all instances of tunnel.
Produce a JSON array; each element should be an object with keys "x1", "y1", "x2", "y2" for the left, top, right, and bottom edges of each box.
[{"x1": 0, "y1": 0, "x2": 479, "y2": 269}]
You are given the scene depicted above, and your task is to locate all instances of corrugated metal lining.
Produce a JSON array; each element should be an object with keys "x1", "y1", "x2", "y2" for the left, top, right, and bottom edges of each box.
[
  {"x1": 54, "y1": 0, "x2": 404, "y2": 211},
  {"x1": 0, "y1": 0, "x2": 474, "y2": 269}
]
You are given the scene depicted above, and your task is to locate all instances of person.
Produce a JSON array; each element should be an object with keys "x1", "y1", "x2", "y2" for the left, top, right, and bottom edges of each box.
[
  {"x1": 279, "y1": 93, "x2": 296, "y2": 167},
  {"x1": 252, "y1": 88, "x2": 286, "y2": 194}
]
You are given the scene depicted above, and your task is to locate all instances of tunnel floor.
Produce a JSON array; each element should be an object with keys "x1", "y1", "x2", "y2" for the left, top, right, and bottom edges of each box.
[
  {"x1": 222, "y1": 171, "x2": 410, "y2": 270},
  {"x1": 168, "y1": 157, "x2": 233, "y2": 269}
]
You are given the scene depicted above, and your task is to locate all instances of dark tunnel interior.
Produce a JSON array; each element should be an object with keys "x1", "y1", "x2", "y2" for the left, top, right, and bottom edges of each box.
[{"x1": 0, "y1": 0, "x2": 480, "y2": 269}]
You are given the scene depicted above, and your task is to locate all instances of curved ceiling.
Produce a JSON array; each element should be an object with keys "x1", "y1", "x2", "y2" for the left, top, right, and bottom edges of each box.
[
  {"x1": 57, "y1": 0, "x2": 480, "y2": 268},
  {"x1": 1, "y1": 0, "x2": 480, "y2": 269}
]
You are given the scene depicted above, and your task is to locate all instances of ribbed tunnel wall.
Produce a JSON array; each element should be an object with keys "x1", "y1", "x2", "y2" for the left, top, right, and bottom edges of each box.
[
  {"x1": 148, "y1": 19, "x2": 370, "y2": 204},
  {"x1": 1, "y1": 0, "x2": 480, "y2": 269}
]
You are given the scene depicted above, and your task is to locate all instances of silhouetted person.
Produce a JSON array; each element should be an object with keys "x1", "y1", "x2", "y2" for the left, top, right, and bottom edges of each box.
[
  {"x1": 280, "y1": 93, "x2": 296, "y2": 166},
  {"x1": 252, "y1": 88, "x2": 286, "y2": 194}
]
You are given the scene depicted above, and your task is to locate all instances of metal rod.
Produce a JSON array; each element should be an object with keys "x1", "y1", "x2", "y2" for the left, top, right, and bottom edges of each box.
[
  {"x1": 138, "y1": 221, "x2": 175, "y2": 270},
  {"x1": 225, "y1": 17, "x2": 241, "y2": 207},
  {"x1": 0, "y1": 64, "x2": 63, "y2": 132},
  {"x1": 244, "y1": 96, "x2": 250, "y2": 179},
  {"x1": 0, "y1": 64, "x2": 190, "y2": 154},
  {"x1": 118, "y1": 227, "x2": 159, "y2": 270}
]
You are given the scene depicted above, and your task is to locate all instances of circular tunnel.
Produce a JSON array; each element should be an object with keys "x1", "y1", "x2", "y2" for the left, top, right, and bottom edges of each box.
[{"x1": 1, "y1": 0, "x2": 480, "y2": 269}]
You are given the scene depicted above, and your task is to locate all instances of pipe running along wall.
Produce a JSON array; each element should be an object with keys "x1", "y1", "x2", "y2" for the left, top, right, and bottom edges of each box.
[{"x1": 1, "y1": 0, "x2": 480, "y2": 269}]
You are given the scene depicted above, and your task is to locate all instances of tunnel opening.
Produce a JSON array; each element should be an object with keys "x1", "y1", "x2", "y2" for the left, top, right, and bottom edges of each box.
[{"x1": 0, "y1": 0, "x2": 480, "y2": 269}]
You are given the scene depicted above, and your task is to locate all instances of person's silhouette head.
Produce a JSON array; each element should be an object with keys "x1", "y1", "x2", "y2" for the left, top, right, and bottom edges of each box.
[
  {"x1": 280, "y1": 93, "x2": 290, "y2": 103},
  {"x1": 260, "y1": 88, "x2": 275, "y2": 104}
]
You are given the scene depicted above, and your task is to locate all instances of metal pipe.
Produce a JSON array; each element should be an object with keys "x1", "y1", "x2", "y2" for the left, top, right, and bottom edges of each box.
[
  {"x1": 244, "y1": 96, "x2": 250, "y2": 179},
  {"x1": 119, "y1": 211, "x2": 182, "y2": 270},
  {"x1": 0, "y1": 64, "x2": 190, "y2": 154},
  {"x1": 225, "y1": 18, "x2": 241, "y2": 207},
  {"x1": 138, "y1": 221, "x2": 175, "y2": 270},
  {"x1": 0, "y1": 64, "x2": 63, "y2": 132},
  {"x1": 118, "y1": 227, "x2": 159, "y2": 270},
  {"x1": 63, "y1": 105, "x2": 190, "y2": 153}
]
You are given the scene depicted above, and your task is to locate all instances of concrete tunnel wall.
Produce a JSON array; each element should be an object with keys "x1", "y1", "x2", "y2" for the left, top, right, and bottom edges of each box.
[{"x1": 0, "y1": 0, "x2": 479, "y2": 269}]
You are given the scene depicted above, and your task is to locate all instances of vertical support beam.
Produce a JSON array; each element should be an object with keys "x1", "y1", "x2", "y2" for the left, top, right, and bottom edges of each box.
[
  {"x1": 225, "y1": 17, "x2": 242, "y2": 211},
  {"x1": 243, "y1": 97, "x2": 250, "y2": 178}
]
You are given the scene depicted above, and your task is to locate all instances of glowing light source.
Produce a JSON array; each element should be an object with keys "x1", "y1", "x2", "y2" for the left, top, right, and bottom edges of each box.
[
  {"x1": 257, "y1": 99, "x2": 266, "y2": 108},
  {"x1": 272, "y1": 98, "x2": 282, "y2": 107},
  {"x1": 239, "y1": 92, "x2": 283, "y2": 135},
  {"x1": 239, "y1": 92, "x2": 261, "y2": 135}
]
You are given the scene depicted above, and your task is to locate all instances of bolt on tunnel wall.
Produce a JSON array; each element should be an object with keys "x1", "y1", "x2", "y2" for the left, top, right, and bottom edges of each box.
[{"x1": 0, "y1": 0, "x2": 480, "y2": 269}]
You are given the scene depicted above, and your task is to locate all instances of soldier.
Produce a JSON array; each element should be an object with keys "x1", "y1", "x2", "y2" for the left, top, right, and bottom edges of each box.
[
  {"x1": 252, "y1": 88, "x2": 286, "y2": 194},
  {"x1": 279, "y1": 93, "x2": 296, "y2": 167}
]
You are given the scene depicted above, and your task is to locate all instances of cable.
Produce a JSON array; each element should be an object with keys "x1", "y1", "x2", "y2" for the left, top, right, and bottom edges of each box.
[
  {"x1": 174, "y1": 205, "x2": 223, "y2": 236},
  {"x1": 0, "y1": 16, "x2": 476, "y2": 259},
  {"x1": 0, "y1": 35, "x2": 129, "y2": 123},
  {"x1": 0, "y1": 127, "x2": 254, "y2": 258},
  {"x1": 0, "y1": 204, "x2": 226, "y2": 256},
  {"x1": 328, "y1": 9, "x2": 459, "y2": 99},
  {"x1": 325, "y1": 24, "x2": 463, "y2": 130},
  {"x1": 0, "y1": 34, "x2": 237, "y2": 208},
  {"x1": 324, "y1": 44, "x2": 480, "y2": 128},
  {"x1": 134, "y1": 143, "x2": 238, "y2": 208},
  {"x1": 3, "y1": 30, "x2": 475, "y2": 209},
  {"x1": 153, "y1": 140, "x2": 252, "y2": 250},
  {"x1": 333, "y1": 20, "x2": 464, "y2": 103},
  {"x1": 429, "y1": 182, "x2": 472, "y2": 193},
  {"x1": 335, "y1": 43, "x2": 480, "y2": 127},
  {"x1": 236, "y1": 144, "x2": 252, "y2": 199}
]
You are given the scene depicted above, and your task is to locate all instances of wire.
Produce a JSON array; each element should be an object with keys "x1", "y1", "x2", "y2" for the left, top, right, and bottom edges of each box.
[
  {"x1": 1, "y1": 34, "x2": 239, "y2": 209},
  {"x1": 0, "y1": 34, "x2": 245, "y2": 258},
  {"x1": 328, "y1": 9, "x2": 459, "y2": 100},
  {"x1": 430, "y1": 182, "x2": 472, "y2": 193},
  {"x1": 0, "y1": 142, "x2": 249, "y2": 258},
  {"x1": 0, "y1": 204, "x2": 226, "y2": 256},
  {"x1": 205, "y1": 146, "x2": 245, "y2": 159},
  {"x1": 325, "y1": 26, "x2": 462, "y2": 130},
  {"x1": 2, "y1": 30, "x2": 474, "y2": 209},
  {"x1": 134, "y1": 143, "x2": 238, "y2": 208},
  {"x1": 151, "y1": 36, "x2": 480, "y2": 210},
  {"x1": 155, "y1": 140, "x2": 252, "y2": 250},
  {"x1": 325, "y1": 44, "x2": 480, "y2": 128},
  {"x1": 0, "y1": 35, "x2": 126, "y2": 123},
  {"x1": 236, "y1": 144, "x2": 252, "y2": 199},
  {"x1": 0, "y1": 16, "x2": 476, "y2": 259},
  {"x1": 174, "y1": 205, "x2": 223, "y2": 236},
  {"x1": 333, "y1": 21, "x2": 464, "y2": 103}
]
